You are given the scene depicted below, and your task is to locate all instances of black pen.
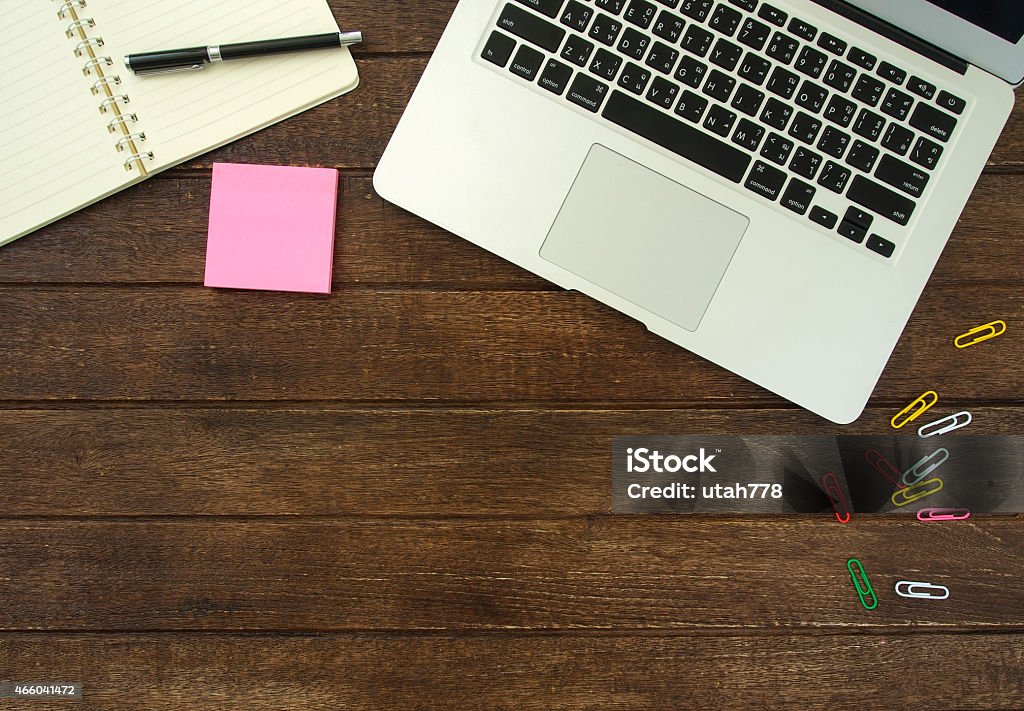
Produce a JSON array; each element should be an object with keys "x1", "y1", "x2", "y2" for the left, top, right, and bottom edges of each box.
[{"x1": 125, "y1": 31, "x2": 363, "y2": 76}]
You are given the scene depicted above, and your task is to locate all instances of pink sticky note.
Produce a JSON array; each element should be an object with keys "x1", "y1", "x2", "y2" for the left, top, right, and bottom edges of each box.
[{"x1": 204, "y1": 163, "x2": 339, "y2": 294}]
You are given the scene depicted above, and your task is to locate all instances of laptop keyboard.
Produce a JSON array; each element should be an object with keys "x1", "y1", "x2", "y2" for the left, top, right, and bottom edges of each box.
[{"x1": 479, "y1": 0, "x2": 970, "y2": 260}]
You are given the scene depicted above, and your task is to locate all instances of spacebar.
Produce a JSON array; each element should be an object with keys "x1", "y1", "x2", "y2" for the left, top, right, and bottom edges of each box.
[{"x1": 601, "y1": 90, "x2": 751, "y2": 183}]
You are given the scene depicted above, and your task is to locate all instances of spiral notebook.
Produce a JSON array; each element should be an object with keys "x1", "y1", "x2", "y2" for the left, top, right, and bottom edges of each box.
[{"x1": 0, "y1": 0, "x2": 359, "y2": 248}]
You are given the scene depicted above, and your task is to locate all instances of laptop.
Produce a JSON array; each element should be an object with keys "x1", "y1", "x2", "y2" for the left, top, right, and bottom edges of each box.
[{"x1": 374, "y1": 0, "x2": 1019, "y2": 423}]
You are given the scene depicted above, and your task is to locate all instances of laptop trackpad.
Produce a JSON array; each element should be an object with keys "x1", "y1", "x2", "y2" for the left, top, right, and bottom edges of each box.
[{"x1": 539, "y1": 145, "x2": 749, "y2": 332}]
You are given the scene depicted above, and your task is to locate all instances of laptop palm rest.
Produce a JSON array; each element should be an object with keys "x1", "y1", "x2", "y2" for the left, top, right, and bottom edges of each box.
[{"x1": 539, "y1": 145, "x2": 749, "y2": 332}]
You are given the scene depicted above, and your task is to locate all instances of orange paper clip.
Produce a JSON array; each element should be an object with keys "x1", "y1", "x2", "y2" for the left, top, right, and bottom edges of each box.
[
  {"x1": 917, "y1": 508, "x2": 970, "y2": 522},
  {"x1": 865, "y1": 449, "x2": 905, "y2": 489},
  {"x1": 822, "y1": 472, "x2": 850, "y2": 523},
  {"x1": 954, "y1": 320, "x2": 1006, "y2": 349},
  {"x1": 891, "y1": 477, "x2": 943, "y2": 507},
  {"x1": 891, "y1": 391, "x2": 938, "y2": 429}
]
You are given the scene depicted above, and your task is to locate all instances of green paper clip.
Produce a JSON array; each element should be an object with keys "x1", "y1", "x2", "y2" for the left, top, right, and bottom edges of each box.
[{"x1": 847, "y1": 558, "x2": 878, "y2": 610}]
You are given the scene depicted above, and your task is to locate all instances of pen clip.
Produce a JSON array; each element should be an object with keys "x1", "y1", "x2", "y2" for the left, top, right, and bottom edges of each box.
[{"x1": 131, "y1": 63, "x2": 206, "y2": 76}]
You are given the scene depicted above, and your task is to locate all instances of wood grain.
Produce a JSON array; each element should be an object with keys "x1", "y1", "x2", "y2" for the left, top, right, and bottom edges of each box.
[{"x1": 0, "y1": 633, "x2": 1021, "y2": 710}]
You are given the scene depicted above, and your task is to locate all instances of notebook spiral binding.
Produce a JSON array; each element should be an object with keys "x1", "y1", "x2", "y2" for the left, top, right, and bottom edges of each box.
[{"x1": 55, "y1": 0, "x2": 153, "y2": 174}]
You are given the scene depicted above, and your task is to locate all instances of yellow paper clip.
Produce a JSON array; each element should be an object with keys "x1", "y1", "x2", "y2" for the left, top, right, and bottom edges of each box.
[
  {"x1": 954, "y1": 320, "x2": 1006, "y2": 349},
  {"x1": 891, "y1": 477, "x2": 943, "y2": 507},
  {"x1": 918, "y1": 411, "x2": 972, "y2": 438},
  {"x1": 891, "y1": 391, "x2": 938, "y2": 429},
  {"x1": 901, "y1": 448, "x2": 949, "y2": 487}
]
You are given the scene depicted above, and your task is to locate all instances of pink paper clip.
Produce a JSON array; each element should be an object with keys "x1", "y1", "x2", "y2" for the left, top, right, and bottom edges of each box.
[
  {"x1": 822, "y1": 471, "x2": 851, "y2": 523},
  {"x1": 917, "y1": 508, "x2": 971, "y2": 522},
  {"x1": 864, "y1": 449, "x2": 906, "y2": 489}
]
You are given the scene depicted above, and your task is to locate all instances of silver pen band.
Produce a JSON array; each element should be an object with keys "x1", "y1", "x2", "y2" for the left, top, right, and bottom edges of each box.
[{"x1": 208, "y1": 45, "x2": 223, "y2": 62}]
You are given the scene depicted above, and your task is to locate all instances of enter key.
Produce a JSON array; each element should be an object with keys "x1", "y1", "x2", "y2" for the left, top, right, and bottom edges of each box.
[{"x1": 875, "y1": 154, "x2": 929, "y2": 198}]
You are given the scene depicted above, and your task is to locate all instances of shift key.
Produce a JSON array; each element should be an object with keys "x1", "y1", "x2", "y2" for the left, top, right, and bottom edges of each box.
[
  {"x1": 498, "y1": 4, "x2": 566, "y2": 53},
  {"x1": 847, "y1": 175, "x2": 915, "y2": 226}
]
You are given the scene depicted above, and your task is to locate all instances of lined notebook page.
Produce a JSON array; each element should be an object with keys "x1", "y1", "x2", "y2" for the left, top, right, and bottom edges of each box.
[
  {"x1": 89, "y1": 0, "x2": 358, "y2": 171},
  {"x1": 0, "y1": 6, "x2": 131, "y2": 247}
]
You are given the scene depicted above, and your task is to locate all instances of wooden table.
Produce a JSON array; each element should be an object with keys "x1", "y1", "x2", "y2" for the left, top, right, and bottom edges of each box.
[{"x1": 1, "y1": 2, "x2": 1022, "y2": 708}]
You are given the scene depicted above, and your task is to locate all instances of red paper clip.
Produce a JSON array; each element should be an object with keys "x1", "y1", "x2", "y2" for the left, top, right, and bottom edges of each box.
[
  {"x1": 822, "y1": 471, "x2": 851, "y2": 523},
  {"x1": 864, "y1": 449, "x2": 906, "y2": 489}
]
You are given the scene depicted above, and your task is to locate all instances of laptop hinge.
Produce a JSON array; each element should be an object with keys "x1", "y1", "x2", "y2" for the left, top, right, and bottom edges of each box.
[{"x1": 810, "y1": 0, "x2": 969, "y2": 75}]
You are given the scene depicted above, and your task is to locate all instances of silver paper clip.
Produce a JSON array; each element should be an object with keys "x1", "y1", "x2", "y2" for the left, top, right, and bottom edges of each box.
[
  {"x1": 895, "y1": 580, "x2": 949, "y2": 600},
  {"x1": 901, "y1": 448, "x2": 949, "y2": 487},
  {"x1": 917, "y1": 508, "x2": 970, "y2": 522},
  {"x1": 918, "y1": 411, "x2": 972, "y2": 438}
]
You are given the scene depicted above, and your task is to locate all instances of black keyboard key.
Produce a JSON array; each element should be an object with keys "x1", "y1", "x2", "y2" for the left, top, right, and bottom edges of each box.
[
  {"x1": 618, "y1": 61, "x2": 652, "y2": 94},
  {"x1": 705, "y1": 104, "x2": 737, "y2": 136},
  {"x1": 877, "y1": 60, "x2": 906, "y2": 85},
  {"x1": 646, "y1": 41, "x2": 680, "y2": 74},
  {"x1": 910, "y1": 136, "x2": 943, "y2": 170},
  {"x1": 730, "y1": 0, "x2": 758, "y2": 11},
  {"x1": 810, "y1": 205, "x2": 838, "y2": 229},
  {"x1": 823, "y1": 60, "x2": 857, "y2": 93},
  {"x1": 844, "y1": 206, "x2": 873, "y2": 229},
  {"x1": 909, "y1": 103, "x2": 957, "y2": 142},
  {"x1": 937, "y1": 90, "x2": 967, "y2": 115},
  {"x1": 847, "y1": 175, "x2": 915, "y2": 225},
  {"x1": 738, "y1": 18, "x2": 772, "y2": 51},
  {"x1": 790, "y1": 146, "x2": 822, "y2": 180},
  {"x1": 618, "y1": 28, "x2": 651, "y2": 60},
  {"x1": 760, "y1": 131, "x2": 794, "y2": 165},
  {"x1": 853, "y1": 109, "x2": 885, "y2": 142},
  {"x1": 596, "y1": 0, "x2": 626, "y2": 14},
  {"x1": 679, "y1": 0, "x2": 714, "y2": 22},
  {"x1": 789, "y1": 111, "x2": 822, "y2": 144},
  {"x1": 765, "y1": 32, "x2": 799, "y2": 64},
  {"x1": 590, "y1": 48, "x2": 622, "y2": 80},
  {"x1": 880, "y1": 88, "x2": 914, "y2": 121},
  {"x1": 709, "y1": 5, "x2": 742, "y2": 36},
  {"x1": 481, "y1": 31, "x2": 517, "y2": 68},
  {"x1": 846, "y1": 139, "x2": 879, "y2": 173},
  {"x1": 561, "y1": 35, "x2": 595, "y2": 66},
  {"x1": 499, "y1": 4, "x2": 567, "y2": 53},
  {"x1": 589, "y1": 13, "x2": 624, "y2": 45},
  {"x1": 818, "y1": 125, "x2": 851, "y2": 158},
  {"x1": 675, "y1": 56, "x2": 708, "y2": 88},
  {"x1": 711, "y1": 38, "x2": 744, "y2": 70},
  {"x1": 732, "y1": 83, "x2": 765, "y2": 116},
  {"x1": 758, "y1": 3, "x2": 786, "y2": 26},
  {"x1": 907, "y1": 76, "x2": 936, "y2": 100},
  {"x1": 760, "y1": 97, "x2": 792, "y2": 130},
  {"x1": 817, "y1": 32, "x2": 847, "y2": 55},
  {"x1": 516, "y1": 0, "x2": 565, "y2": 18},
  {"x1": 823, "y1": 95, "x2": 856, "y2": 128},
  {"x1": 766, "y1": 66, "x2": 799, "y2": 99},
  {"x1": 682, "y1": 25, "x2": 714, "y2": 57},
  {"x1": 796, "y1": 80, "x2": 828, "y2": 113},
  {"x1": 510, "y1": 44, "x2": 545, "y2": 81},
  {"x1": 602, "y1": 90, "x2": 752, "y2": 181},
  {"x1": 852, "y1": 74, "x2": 884, "y2": 106},
  {"x1": 867, "y1": 234, "x2": 895, "y2": 258},
  {"x1": 848, "y1": 47, "x2": 876, "y2": 71},
  {"x1": 732, "y1": 118, "x2": 765, "y2": 151},
  {"x1": 818, "y1": 160, "x2": 851, "y2": 193},
  {"x1": 795, "y1": 46, "x2": 827, "y2": 78},
  {"x1": 881, "y1": 123, "x2": 914, "y2": 156},
  {"x1": 745, "y1": 160, "x2": 787, "y2": 200},
  {"x1": 539, "y1": 57, "x2": 574, "y2": 94},
  {"x1": 703, "y1": 69, "x2": 736, "y2": 102},
  {"x1": 875, "y1": 154, "x2": 929, "y2": 198},
  {"x1": 652, "y1": 10, "x2": 686, "y2": 43},
  {"x1": 781, "y1": 177, "x2": 816, "y2": 215},
  {"x1": 788, "y1": 17, "x2": 817, "y2": 41},
  {"x1": 675, "y1": 89, "x2": 709, "y2": 122},
  {"x1": 646, "y1": 75, "x2": 680, "y2": 108},
  {"x1": 624, "y1": 0, "x2": 658, "y2": 28},
  {"x1": 567, "y1": 73, "x2": 610, "y2": 111},
  {"x1": 560, "y1": 1, "x2": 594, "y2": 32},
  {"x1": 838, "y1": 219, "x2": 867, "y2": 243},
  {"x1": 738, "y1": 54, "x2": 771, "y2": 86}
]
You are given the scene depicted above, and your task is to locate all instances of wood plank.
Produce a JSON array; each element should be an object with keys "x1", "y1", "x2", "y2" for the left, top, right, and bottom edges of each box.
[
  {"x1": 0, "y1": 633, "x2": 1021, "y2": 710},
  {"x1": 1, "y1": 174, "x2": 1022, "y2": 286},
  {"x1": 1, "y1": 406, "x2": 1021, "y2": 517},
  {"x1": 0, "y1": 519, "x2": 1021, "y2": 630},
  {"x1": 327, "y1": 1, "x2": 455, "y2": 54},
  {"x1": 0, "y1": 285, "x2": 1017, "y2": 403}
]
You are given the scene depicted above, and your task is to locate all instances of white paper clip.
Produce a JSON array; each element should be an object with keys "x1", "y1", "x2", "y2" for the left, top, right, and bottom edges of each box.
[
  {"x1": 918, "y1": 411, "x2": 972, "y2": 438},
  {"x1": 895, "y1": 580, "x2": 949, "y2": 600},
  {"x1": 901, "y1": 448, "x2": 949, "y2": 487}
]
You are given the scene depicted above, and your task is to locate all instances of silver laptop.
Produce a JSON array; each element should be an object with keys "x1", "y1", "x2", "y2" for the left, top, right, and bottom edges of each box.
[{"x1": 374, "y1": 0, "x2": 1019, "y2": 423}]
